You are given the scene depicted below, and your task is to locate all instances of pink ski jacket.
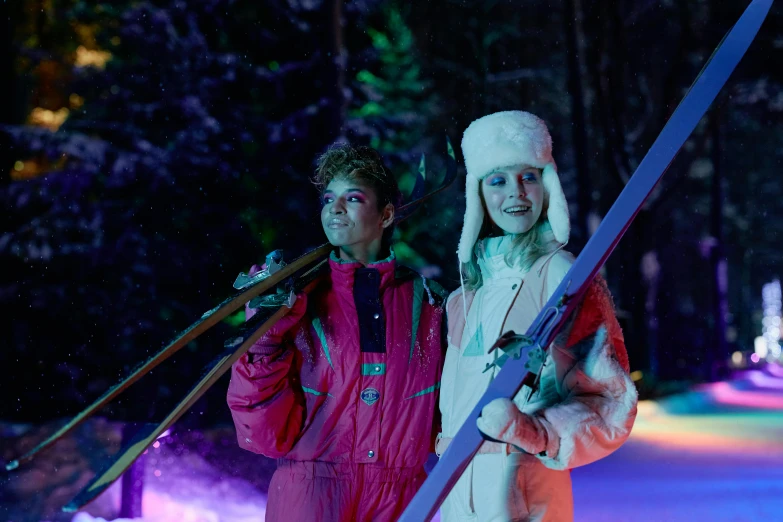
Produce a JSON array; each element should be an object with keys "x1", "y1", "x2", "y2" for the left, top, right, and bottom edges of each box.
[{"x1": 227, "y1": 252, "x2": 446, "y2": 520}]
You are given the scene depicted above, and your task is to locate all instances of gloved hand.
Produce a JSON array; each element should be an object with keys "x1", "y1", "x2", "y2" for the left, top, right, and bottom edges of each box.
[
  {"x1": 247, "y1": 291, "x2": 308, "y2": 355},
  {"x1": 243, "y1": 258, "x2": 308, "y2": 358},
  {"x1": 476, "y1": 398, "x2": 549, "y2": 456}
]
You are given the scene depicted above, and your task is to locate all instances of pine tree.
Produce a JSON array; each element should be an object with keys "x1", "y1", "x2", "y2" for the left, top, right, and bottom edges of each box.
[
  {"x1": 1, "y1": 0, "x2": 388, "y2": 423},
  {"x1": 346, "y1": 2, "x2": 455, "y2": 277}
]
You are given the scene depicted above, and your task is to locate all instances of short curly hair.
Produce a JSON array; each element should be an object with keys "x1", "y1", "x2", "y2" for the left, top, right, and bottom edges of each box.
[{"x1": 313, "y1": 144, "x2": 401, "y2": 210}]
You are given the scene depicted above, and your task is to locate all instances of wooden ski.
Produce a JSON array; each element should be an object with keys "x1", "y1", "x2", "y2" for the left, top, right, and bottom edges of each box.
[
  {"x1": 32, "y1": 137, "x2": 455, "y2": 510},
  {"x1": 62, "y1": 261, "x2": 329, "y2": 511},
  {"x1": 5, "y1": 243, "x2": 331, "y2": 472}
]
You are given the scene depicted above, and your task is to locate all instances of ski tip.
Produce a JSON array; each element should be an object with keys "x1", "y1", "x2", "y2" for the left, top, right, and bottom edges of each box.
[{"x1": 5, "y1": 460, "x2": 19, "y2": 471}]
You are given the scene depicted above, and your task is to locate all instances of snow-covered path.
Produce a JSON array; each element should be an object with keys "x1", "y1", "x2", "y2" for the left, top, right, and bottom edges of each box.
[
  {"x1": 572, "y1": 370, "x2": 783, "y2": 522},
  {"x1": 7, "y1": 370, "x2": 783, "y2": 522}
]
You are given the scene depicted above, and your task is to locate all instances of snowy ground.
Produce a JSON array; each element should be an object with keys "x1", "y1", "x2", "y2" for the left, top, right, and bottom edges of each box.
[
  {"x1": 572, "y1": 370, "x2": 783, "y2": 522},
  {"x1": 3, "y1": 369, "x2": 783, "y2": 521}
]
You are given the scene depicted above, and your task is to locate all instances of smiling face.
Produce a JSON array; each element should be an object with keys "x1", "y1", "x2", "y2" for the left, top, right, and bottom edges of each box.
[
  {"x1": 320, "y1": 177, "x2": 394, "y2": 256},
  {"x1": 481, "y1": 164, "x2": 544, "y2": 235}
]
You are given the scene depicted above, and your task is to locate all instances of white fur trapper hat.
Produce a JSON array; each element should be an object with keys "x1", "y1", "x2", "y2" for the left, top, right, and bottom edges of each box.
[{"x1": 457, "y1": 110, "x2": 570, "y2": 263}]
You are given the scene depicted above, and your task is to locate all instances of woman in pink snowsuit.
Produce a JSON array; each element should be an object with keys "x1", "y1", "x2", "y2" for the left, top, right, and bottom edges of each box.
[
  {"x1": 227, "y1": 145, "x2": 446, "y2": 522},
  {"x1": 437, "y1": 111, "x2": 638, "y2": 521}
]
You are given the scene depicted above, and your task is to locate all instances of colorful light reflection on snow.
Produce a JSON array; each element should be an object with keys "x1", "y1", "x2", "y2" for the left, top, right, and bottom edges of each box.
[
  {"x1": 629, "y1": 371, "x2": 783, "y2": 456},
  {"x1": 572, "y1": 370, "x2": 783, "y2": 522},
  {"x1": 68, "y1": 372, "x2": 783, "y2": 522}
]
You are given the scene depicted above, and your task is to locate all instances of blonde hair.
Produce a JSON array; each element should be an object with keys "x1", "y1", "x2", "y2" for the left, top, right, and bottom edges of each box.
[{"x1": 461, "y1": 216, "x2": 557, "y2": 291}]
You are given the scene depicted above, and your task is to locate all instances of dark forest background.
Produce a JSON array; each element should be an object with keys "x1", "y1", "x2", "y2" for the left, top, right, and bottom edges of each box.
[{"x1": 2, "y1": 0, "x2": 782, "y2": 430}]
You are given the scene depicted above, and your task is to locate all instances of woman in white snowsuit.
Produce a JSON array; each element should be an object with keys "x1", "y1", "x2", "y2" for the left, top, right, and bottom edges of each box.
[{"x1": 437, "y1": 111, "x2": 638, "y2": 522}]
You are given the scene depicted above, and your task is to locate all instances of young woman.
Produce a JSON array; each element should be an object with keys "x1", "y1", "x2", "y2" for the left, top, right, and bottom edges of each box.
[
  {"x1": 227, "y1": 145, "x2": 446, "y2": 521},
  {"x1": 438, "y1": 111, "x2": 638, "y2": 522}
]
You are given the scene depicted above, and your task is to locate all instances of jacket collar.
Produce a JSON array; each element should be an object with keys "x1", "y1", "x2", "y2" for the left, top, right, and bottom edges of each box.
[
  {"x1": 328, "y1": 249, "x2": 397, "y2": 295},
  {"x1": 477, "y1": 236, "x2": 528, "y2": 281}
]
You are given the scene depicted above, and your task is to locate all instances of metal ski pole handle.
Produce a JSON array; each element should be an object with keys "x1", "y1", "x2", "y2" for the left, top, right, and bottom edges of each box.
[
  {"x1": 4, "y1": 137, "x2": 456, "y2": 473},
  {"x1": 400, "y1": 1, "x2": 772, "y2": 519}
]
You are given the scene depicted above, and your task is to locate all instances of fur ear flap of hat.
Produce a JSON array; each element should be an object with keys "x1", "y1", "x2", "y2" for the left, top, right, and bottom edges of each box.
[
  {"x1": 542, "y1": 164, "x2": 570, "y2": 245},
  {"x1": 457, "y1": 110, "x2": 570, "y2": 264},
  {"x1": 457, "y1": 174, "x2": 483, "y2": 264}
]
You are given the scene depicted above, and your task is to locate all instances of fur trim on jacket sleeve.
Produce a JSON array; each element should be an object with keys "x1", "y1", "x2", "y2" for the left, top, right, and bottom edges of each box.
[{"x1": 529, "y1": 277, "x2": 638, "y2": 470}]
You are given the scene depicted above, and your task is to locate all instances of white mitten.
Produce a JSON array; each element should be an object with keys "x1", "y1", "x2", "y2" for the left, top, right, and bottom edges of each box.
[{"x1": 476, "y1": 398, "x2": 548, "y2": 455}]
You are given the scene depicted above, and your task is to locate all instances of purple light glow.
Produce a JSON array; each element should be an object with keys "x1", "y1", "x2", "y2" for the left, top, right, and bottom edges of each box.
[
  {"x1": 745, "y1": 369, "x2": 783, "y2": 390},
  {"x1": 766, "y1": 362, "x2": 783, "y2": 378},
  {"x1": 63, "y1": 373, "x2": 783, "y2": 522},
  {"x1": 700, "y1": 381, "x2": 783, "y2": 410}
]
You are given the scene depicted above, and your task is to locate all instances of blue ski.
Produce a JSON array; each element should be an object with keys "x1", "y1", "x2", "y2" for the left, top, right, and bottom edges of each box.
[{"x1": 399, "y1": 1, "x2": 773, "y2": 520}]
